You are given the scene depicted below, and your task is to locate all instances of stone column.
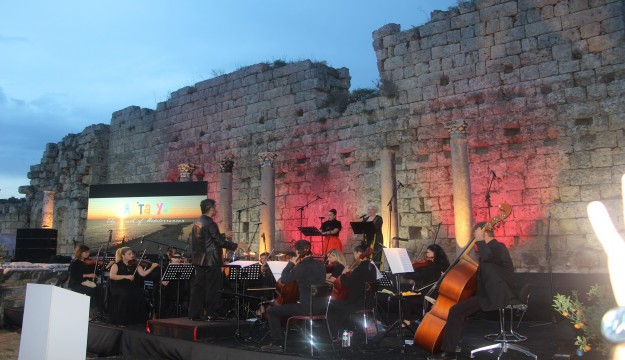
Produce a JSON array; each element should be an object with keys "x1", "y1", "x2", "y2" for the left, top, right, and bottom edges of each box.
[
  {"x1": 217, "y1": 160, "x2": 234, "y2": 234},
  {"x1": 380, "y1": 149, "x2": 399, "y2": 248},
  {"x1": 258, "y1": 152, "x2": 277, "y2": 254},
  {"x1": 446, "y1": 120, "x2": 473, "y2": 251},
  {"x1": 41, "y1": 190, "x2": 55, "y2": 228}
]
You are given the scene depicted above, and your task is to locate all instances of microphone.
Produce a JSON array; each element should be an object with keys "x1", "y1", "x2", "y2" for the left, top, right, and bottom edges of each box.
[
  {"x1": 398, "y1": 181, "x2": 404, "y2": 188},
  {"x1": 360, "y1": 214, "x2": 368, "y2": 219},
  {"x1": 316, "y1": 195, "x2": 322, "y2": 199},
  {"x1": 140, "y1": 235, "x2": 145, "y2": 244},
  {"x1": 260, "y1": 201, "x2": 267, "y2": 205},
  {"x1": 491, "y1": 170, "x2": 497, "y2": 178}
]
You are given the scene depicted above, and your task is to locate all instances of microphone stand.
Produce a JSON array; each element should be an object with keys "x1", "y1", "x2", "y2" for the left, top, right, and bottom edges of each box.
[
  {"x1": 245, "y1": 223, "x2": 262, "y2": 259},
  {"x1": 157, "y1": 246, "x2": 164, "y2": 319},
  {"x1": 296, "y1": 196, "x2": 322, "y2": 229},
  {"x1": 99, "y1": 230, "x2": 113, "y2": 315},
  {"x1": 235, "y1": 202, "x2": 265, "y2": 259},
  {"x1": 485, "y1": 171, "x2": 495, "y2": 219},
  {"x1": 387, "y1": 182, "x2": 402, "y2": 249}
]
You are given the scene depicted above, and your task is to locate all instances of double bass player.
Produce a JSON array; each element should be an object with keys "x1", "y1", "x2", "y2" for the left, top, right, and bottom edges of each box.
[{"x1": 427, "y1": 222, "x2": 516, "y2": 360}]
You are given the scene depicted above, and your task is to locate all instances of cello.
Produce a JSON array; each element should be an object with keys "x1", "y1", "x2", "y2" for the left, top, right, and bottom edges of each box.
[{"x1": 414, "y1": 203, "x2": 512, "y2": 353}]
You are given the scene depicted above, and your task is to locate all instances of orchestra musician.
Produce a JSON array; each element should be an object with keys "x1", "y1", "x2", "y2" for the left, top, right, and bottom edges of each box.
[
  {"x1": 327, "y1": 245, "x2": 378, "y2": 338},
  {"x1": 189, "y1": 198, "x2": 244, "y2": 321},
  {"x1": 428, "y1": 222, "x2": 516, "y2": 360},
  {"x1": 321, "y1": 209, "x2": 343, "y2": 253},
  {"x1": 108, "y1": 247, "x2": 159, "y2": 326},
  {"x1": 362, "y1": 204, "x2": 384, "y2": 266},
  {"x1": 257, "y1": 251, "x2": 275, "y2": 287},
  {"x1": 402, "y1": 244, "x2": 450, "y2": 326},
  {"x1": 67, "y1": 245, "x2": 98, "y2": 316},
  {"x1": 325, "y1": 248, "x2": 346, "y2": 285},
  {"x1": 160, "y1": 253, "x2": 189, "y2": 318},
  {"x1": 261, "y1": 240, "x2": 325, "y2": 352}
]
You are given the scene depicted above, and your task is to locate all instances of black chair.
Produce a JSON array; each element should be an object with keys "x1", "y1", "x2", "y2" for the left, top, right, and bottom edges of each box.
[
  {"x1": 351, "y1": 281, "x2": 378, "y2": 344},
  {"x1": 283, "y1": 284, "x2": 335, "y2": 356},
  {"x1": 470, "y1": 283, "x2": 537, "y2": 359}
]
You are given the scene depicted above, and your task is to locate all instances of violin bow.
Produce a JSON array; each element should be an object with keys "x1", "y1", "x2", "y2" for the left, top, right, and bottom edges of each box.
[{"x1": 133, "y1": 249, "x2": 147, "y2": 276}]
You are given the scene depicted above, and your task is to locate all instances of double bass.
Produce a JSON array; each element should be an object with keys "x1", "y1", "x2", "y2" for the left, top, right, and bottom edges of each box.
[{"x1": 414, "y1": 203, "x2": 512, "y2": 353}]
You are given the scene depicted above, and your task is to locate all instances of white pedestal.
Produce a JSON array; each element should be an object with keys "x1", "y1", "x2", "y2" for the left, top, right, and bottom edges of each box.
[{"x1": 18, "y1": 284, "x2": 90, "y2": 360}]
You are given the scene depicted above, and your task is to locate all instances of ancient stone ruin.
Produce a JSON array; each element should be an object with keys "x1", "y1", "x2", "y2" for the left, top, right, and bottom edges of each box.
[{"x1": 2, "y1": 0, "x2": 625, "y2": 274}]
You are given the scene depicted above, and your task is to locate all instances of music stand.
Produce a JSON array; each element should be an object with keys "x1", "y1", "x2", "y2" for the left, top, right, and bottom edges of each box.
[
  {"x1": 225, "y1": 261, "x2": 260, "y2": 337},
  {"x1": 162, "y1": 263, "x2": 194, "y2": 317},
  {"x1": 298, "y1": 226, "x2": 324, "y2": 254},
  {"x1": 376, "y1": 248, "x2": 414, "y2": 345},
  {"x1": 350, "y1": 221, "x2": 376, "y2": 246}
]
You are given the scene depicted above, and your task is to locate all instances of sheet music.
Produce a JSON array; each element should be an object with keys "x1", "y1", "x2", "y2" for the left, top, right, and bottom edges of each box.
[
  {"x1": 227, "y1": 260, "x2": 258, "y2": 268},
  {"x1": 267, "y1": 260, "x2": 289, "y2": 281},
  {"x1": 383, "y1": 248, "x2": 414, "y2": 274}
]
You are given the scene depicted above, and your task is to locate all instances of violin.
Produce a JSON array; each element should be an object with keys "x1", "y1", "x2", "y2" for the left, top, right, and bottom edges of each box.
[
  {"x1": 83, "y1": 258, "x2": 108, "y2": 266},
  {"x1": 412, "y1": 257, "x2": 434, "y2": 270},
  {"x1": 128, "y1": 259, "x2": 156, "y2": 267},
  {"x1": 332, "y1": 248, "x2": 373, "y2": 300}
]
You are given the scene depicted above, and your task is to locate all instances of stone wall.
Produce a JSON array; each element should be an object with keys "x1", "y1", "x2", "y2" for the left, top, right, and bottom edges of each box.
[{"x1": 3, "y1": 0, "x2": 625, "y2": 273}]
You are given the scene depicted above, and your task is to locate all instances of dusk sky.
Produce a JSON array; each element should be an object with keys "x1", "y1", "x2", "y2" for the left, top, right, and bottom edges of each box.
[{"x1": 0, "y1": 1, "x2": 456, "y2": 198}]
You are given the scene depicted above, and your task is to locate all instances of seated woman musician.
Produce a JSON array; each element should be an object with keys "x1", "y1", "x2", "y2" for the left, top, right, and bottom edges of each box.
[
  {"x1": 325, "y1": 248, "x2": 346, "y2": 285},
  {"x1": 108, "y1": 247, "x2": 159, "y2": 326},
  {"x1": 402, "y1": 244, "x2": 450, "y2": 326},
  {"x1": 327, "y1": 245, "x2": 378, "y2": 337},
  {"x1": 68, "y1": 245, "x2": 99, "y2": 316}
]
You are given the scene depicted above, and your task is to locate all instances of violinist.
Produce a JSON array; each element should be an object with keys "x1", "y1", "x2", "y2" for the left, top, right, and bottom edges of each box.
[
  {"x1": 261, "y1": 240, "x2": 325, "y2": 352},
  {"x1": 325, "y1": 249, "x2": 346, "y2": 285},
  {"x1": 362, "y1": 204, "x2": 384, "y2": 266},
  {"x1": 108, "y1": 247, "x2": 159, "y2": 326},
  {"x1": 402, "y1": 244, "x2": 450, "y2": 326},
  {"x1": 327, "y1": 245, "x2": 378, "y2": 338},
  {"x1": 428, "y1": 222, "x2": 516, "y2": 360},
  {"x1": 257, "y1": 252, "x2": 275, "y2": 287},
  {"x1": 189, "y1": 198, "x2": 244, "y2": 321},
  {"x1": 321, "y1": 209, "x2": 343, "y2": 253},
  {"x1": 68, "y1": 245, "x2": 98, "y2": 315}
]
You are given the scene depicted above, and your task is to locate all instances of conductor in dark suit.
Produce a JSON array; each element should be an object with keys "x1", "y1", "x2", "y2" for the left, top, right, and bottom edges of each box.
[
  {"x1": 188, "y1": 198, "x2": 244, "y2": 321},
  {"x1": 428, "y1": 222, "x2": 516, "y2": 360}
]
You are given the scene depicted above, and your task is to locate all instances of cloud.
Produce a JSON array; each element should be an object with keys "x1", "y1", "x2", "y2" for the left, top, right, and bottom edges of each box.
[{"x1": 0, "y1": 86, "x2": 98, "y2": 197}]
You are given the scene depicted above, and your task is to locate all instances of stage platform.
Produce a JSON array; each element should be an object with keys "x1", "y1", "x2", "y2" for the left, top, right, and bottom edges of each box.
[{"x1": 87, "y1": 316, "x2": 587, "y2": 360}]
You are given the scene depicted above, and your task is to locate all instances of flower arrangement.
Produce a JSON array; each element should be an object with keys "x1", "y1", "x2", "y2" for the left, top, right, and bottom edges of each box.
[
  {"x1": 177, "y1": 163, "x2": 197, "y2": 174},
  {"x1": 552, "y1": 284, "x2": 616, "y2": 356}
]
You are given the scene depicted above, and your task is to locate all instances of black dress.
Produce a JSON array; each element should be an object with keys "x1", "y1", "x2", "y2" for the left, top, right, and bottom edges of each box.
[
  {"x1": 363, "y1": 215, "x2": 383, "y2": 265},
  {"x1": 108, "y1": 261, "x2": 149, "y2": 325}
]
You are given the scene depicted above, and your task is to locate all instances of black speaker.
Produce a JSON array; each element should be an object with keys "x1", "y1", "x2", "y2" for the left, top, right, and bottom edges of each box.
[{"x1": 14, "y1": 228, "x2": 58, "y2": 263}]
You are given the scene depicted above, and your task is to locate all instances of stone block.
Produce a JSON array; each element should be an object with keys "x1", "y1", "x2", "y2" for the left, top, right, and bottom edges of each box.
[
  {"x1": 525, "y1": 17, "x2": 562, "y2": 37},
  {"x1": 559, "y1": 186, "x2": 581, "y2": 202}
]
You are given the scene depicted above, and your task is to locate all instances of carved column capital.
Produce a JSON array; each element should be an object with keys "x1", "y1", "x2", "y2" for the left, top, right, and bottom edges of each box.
[
  {"x1": 445, "y1": 120, "x2": 468, "y2": 138},
  {"x1": 217, "y1": 159, "x2": 234, "y2": 173},
  {"x1": 258, "y1": 152, "x2": 277, "y2": 167}
]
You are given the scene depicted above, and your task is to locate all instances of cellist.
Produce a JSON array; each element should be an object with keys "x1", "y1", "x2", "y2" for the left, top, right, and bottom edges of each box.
[
  {"x1": 261, "y1": 240, "x2": 325, "y2": 352},
  {"x1": 427, "y1": 222, "x2": 516, "y2": 360},
  {"x1": 327, "y1": 245, "x2": 378, "y2": 338}
]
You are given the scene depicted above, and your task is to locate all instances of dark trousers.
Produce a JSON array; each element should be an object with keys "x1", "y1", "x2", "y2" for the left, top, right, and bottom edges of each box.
[
  {"x1": 267, "y1": 302, "x2": 309, "y2": 342},
  {"x1": 441, "y1": 295, "x2": 480, "y2": 353},
  {"x1": 327, "y1": 300, "x2": 356, "y2": 337},
  {"x1": 188, "y1": 266, "x2": 223, "y2": 318}
]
